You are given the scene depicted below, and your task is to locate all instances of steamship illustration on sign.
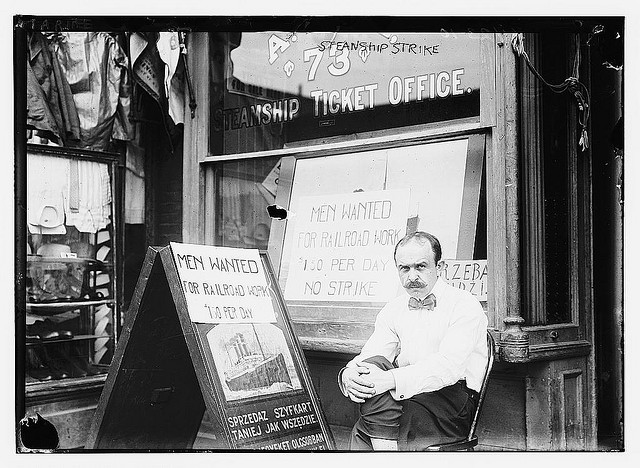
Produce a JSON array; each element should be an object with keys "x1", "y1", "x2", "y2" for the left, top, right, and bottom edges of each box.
[
  {"x1": 207, "y1": 323, "x2": 302, "y2": 401},
  {"x1": 224, "y1": 329, "x2": 292, "y2": 391}
]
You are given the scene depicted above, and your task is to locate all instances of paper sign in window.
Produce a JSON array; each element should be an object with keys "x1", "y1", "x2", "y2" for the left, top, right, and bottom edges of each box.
[{"x1": 283, "y1": 189, "x2": 409, "y2": 302}]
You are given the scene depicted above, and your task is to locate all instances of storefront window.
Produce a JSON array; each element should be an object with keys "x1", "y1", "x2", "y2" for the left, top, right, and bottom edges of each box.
[
  {"x1": 277, "y1": 137, "x2": 486, "y2": 332},
  {"x1": 210, "y1": 136, "x2": 486, "y2": 348},
  {"x1": 210, "y1": 32, "x2": 482, "y2": 156},
  {"x1": 206, "y1": 32, "x2": 489, "y2": 347},
  {"x1": 215, "y1": 156, "x2": 282, "y2": 249},
  {"x1": 26, "y1": 149, "x2": 117, "y2": 383},
  {"x1": 212, "y1": 136, "x2": 486, "y2": 317}
]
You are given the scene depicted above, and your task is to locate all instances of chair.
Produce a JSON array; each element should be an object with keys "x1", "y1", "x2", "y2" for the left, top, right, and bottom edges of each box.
[{"x1": 424, "y1": 331, "x2": 496, "y2": 451}]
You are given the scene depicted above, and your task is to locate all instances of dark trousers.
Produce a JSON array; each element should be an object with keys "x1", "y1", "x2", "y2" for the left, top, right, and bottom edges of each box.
[{"x1": 349, "y1": 356, "x2": 478, "y2": 451}]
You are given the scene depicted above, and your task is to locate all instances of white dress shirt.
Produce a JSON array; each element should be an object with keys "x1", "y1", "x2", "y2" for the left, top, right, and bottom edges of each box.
[{"x1": 341, "y1": 277, "x2": 488, "y2": 400}]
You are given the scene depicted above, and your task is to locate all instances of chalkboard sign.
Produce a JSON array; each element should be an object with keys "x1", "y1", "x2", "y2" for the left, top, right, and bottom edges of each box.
[{"x1": 85, "y1": 244, "x2": 335, "y2": 450}]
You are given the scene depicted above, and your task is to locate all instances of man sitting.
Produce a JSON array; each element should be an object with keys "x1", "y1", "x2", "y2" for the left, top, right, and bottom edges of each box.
[{"x1": 339, "y1": 231, "x2": 488, "y2": 450}]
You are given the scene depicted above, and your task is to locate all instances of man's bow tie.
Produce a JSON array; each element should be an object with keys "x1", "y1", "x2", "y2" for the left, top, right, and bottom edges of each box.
[{"x1": 408, "y1": 294, "x2": 437, "y2": 310}]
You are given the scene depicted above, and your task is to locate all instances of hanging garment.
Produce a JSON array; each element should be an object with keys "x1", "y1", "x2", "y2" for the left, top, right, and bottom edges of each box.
[
  {"x1": 27, "y1": 154, "x2": 70, "y2": 235},
  {"x1": 110, "y1": 32, "x2": 135, "y2": 142},
  {"x1": 124, "y1": 123, "x2": 145, "y2": 224},
  {"x1": 157, "y1": 31, "x2": 185, "y2": 125},
  {"x1": 129, "y1": 33, "x2": 165, "y2": 106},
  {"x1": 64, "y1": 160, "x2": 112, "y2": 233},
  {"x1": 26, "y1": 62, "x2": 60, "y2": 143},
  {"x1": 129, "y1": 32, "x2": 178, "y2": 151},
  {"x1": 124, "y1": 170, "x2": 145, "y2": 224},
  {"x1": 52, "y1": 32, "x2": 133, "y2": 151},
  {"x1": 26, "y1": 31, "x2": 81, "y2": 145}
]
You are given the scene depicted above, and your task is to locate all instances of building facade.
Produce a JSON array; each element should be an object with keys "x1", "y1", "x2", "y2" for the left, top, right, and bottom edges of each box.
[{"x1": 16, "y1": 18, "x2": 624, "y2": 451}]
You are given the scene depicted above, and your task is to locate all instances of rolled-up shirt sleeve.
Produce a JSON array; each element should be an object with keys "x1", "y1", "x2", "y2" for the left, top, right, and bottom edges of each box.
[{"x1": 389, "y1": 297, "x2": 487, "y2": 400}]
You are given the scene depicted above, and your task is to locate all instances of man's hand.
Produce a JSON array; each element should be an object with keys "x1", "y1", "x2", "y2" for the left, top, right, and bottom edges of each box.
[
  {"x1": 360, "y1": 363, "x2": 396, "y2": 395},
  {"x1": 342, "y1": 364, "x2": 375, "y2": 403}
]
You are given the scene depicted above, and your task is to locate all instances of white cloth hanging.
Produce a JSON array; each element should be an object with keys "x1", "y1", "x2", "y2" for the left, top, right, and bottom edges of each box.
[
  {"x1": 27, "y1": 154, "x2": 69, "y2": 235},
  {"x1": 124, "y1": 172, "x2": 144, "y2": 224},
  {"x1": 64, "y1": 160, "x2": 112, "y2": 233},
  {"x1": 157, "y1": 31, "x2": 185, "y2": 125},
  {"x1": 124, "y1": 122, "x2": 145, "y2": 224}
]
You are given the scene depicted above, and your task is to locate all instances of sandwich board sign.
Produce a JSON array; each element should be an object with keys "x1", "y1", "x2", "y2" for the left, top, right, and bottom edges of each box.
[{"x1": 86, "y1": 243, "x2": 335, "y2": 450}]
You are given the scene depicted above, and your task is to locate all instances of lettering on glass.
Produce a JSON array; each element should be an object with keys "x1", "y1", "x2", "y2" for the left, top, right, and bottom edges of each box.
[
  {"x1": 222, "y1": 33, "x2": 480, "y2": 130},
  {"x1": 441, "y1": 259, "x2": 488, "y2": 301}
]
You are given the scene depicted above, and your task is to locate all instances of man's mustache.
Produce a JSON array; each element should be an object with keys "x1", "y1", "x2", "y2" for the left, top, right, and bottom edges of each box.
[{"x1": 405, "y1": 279, "x2": 426, "y2": 288}]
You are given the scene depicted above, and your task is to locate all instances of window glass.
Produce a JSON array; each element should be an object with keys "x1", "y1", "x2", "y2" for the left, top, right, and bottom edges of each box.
[
  {"x1": 278, "y1": 138, "x2": 486, "y2": 316},
  {"x1": 540, "y1": 37, "x2": 572, "y2": 324},
  {"x1": 215, "y1": 156, "x2": 282, "y2": 249},
  {"x1": 26, "y1": 152, "x2": 116, "y2": 383},
  {"x1": 210, "y1": 32, "x2": 482, "y2": 155},
  {"x1": 518, "y1": 33, "x2": 578, "y2": 325},
  {"x1": 212, "y1": 138, "x2": 487, "y2": 340}
]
